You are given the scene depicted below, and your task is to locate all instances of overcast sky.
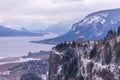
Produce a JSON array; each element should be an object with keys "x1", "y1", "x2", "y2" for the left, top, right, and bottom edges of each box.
[{"x1": 0, "y1": 0, "x2": 120, "y2": 30}]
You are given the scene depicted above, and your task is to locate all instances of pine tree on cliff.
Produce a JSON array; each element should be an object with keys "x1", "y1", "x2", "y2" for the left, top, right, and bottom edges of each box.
[{"x1": 117, "y1": 26, "x2": 120, "y2": 35}]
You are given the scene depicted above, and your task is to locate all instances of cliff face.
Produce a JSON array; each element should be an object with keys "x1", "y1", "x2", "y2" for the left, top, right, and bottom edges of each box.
[{"x1": 49, "y1": 30, "x2": 120, "y2": 80}]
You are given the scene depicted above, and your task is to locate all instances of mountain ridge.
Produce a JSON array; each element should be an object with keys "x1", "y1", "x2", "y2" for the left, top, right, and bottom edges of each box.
[
  {"x1": 0, "y1": 25, "x2": 42, "y2": 37},
  {"x1": 37, "y1": 8, "x2": 120, "y2": 44}
]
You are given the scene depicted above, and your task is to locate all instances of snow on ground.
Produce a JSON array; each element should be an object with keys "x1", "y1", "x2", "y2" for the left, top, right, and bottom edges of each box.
[
  {"x1": 0, "y1": 71, "x2": 10, "y2": 75},
  {"x1": 41, "y1": 74, "x2": 47, "y2": 80},
  {"x1": 75, "y1": 31, "x2": 80, "y2": 34},
  {"x1": 0, "y1": 58, "x2": 41, "y2": 65},
  {"x1": 0, "y1": 57, "x2": 4, "y2": 59},
  {"x1": 52, "y1": 50, "x2": 63, "y2": 59},
  {"x1": 43, "y1": 33, "x2": 59, "y2": 39},
  {"x1": 57, "y1": 65, "x2": 62, "y2": 74}
]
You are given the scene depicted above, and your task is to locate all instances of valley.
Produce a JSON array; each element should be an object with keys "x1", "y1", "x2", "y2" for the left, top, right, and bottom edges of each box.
[
  {"x1": 0, "y1": 8, "x2": 120, "y2": 80},
  {"x1": 0, "y1": 51, "x2": 50, "y2": 80}
]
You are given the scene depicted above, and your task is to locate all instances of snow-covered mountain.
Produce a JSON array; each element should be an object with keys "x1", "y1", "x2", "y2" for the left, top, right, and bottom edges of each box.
[
  {"x1": 31, "y1": 21, "x2": 72, "y2": 35},
  {"x1": 70, "y1": 8, "x2": 120, "y2": 40},
  {"x1": 43, "y1": 22, "x2": 71, "y2": 35},
  {"x1": 0, "y1": 25, "x2": 42, "y2": 37},
  {"x1": 40, "y1": 8, "x2": 120, "y2": 44}
]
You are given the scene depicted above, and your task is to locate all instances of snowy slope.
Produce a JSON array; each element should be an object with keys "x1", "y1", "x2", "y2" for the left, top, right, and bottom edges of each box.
[
  {"x1": 70, "y1": 8, "x2": 120, "y2": 40},
  {"x1": 40, "y1": 8, "x2": 120, "y2": 44}
]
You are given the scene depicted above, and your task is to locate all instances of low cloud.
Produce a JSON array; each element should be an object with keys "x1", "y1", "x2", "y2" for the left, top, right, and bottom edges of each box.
[{"x1": 0, "y1": 0, "x2": 120, "y2": 29}]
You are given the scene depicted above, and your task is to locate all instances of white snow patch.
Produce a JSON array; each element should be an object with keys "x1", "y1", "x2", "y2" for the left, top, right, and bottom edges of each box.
[
  {"x1": 118, "y1": 65, "x2": 120, "y2": 69},
  {"x1": 43, "y1": 33, "x2": 59, "y2": 39},
  {"x1": 53, "y1": 50, "x2": 60, "y2": 55},
  {"x1": 101, "y1": 19, "x2": 106, "y2": 24},
  {"x1": 0, "y1": 57, "x2": 4, "y2": 59},
  {"x1": 53, "y1": 50, "x2": 63, "y2": 59},
  {"x1": 92, "y1": 75, "x2": 103, "y2": 80},
  {"x1": 96, "y1": 32, "x2": 103, "y2": 37},
  {"x1": 41, "y1": 74, "x2": 47, "y2": 80},
  {"x1": 86, "y1": 16, "x2": 102, "y2": 24},
  {"x1": 117, "y1": 36, "x2": 120, "y2": 42},
  {"x1": 110, "y1": 21, "x2": 116, "y2": 24},
  {"x1": 70, "y1": 41, "x2": 73, "y2": 45},
  {"x1": 75, "y1": 31, "x2": 80, "y2": 34},
  {"x1": 0, "y1": 71, "x2": 10, "y2": 75},
  {"x1": 109, "y1": 64, "x2": 116, "y2": 72},
  {"x1": 94, "y1": 62, "x2": 107, "y2": 71},
  {"x1": 66, "y1": 41, "x2": 69, "y2": 44},
  {"x1": 57, "y1": 65, "x2": 62, "y2": 74},
  {"x1": 0, "y1": 58, "x2": 41, "y2": 65}
]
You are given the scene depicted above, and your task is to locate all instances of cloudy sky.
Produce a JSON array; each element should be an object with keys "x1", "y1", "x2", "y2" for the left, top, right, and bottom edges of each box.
[{"x1": 0, "y1": 0, "x2": 120, "y2": 30}]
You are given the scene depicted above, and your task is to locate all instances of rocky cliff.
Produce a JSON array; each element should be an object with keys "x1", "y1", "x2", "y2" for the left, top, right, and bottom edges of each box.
[{"x1": 49, "y1": 28, "x2": 120, "y2": 80}]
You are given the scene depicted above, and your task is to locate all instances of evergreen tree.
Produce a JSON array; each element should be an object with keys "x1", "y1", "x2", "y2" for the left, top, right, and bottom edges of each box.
[
  {"x1": 89, "y1": 44, "x2": 97, "y2": 59},
  {"x1": 117, "y1": 26, "x2": 120, "y2": 35},
  {"x1": 107, "y1": 30, "x2": 114, "y2": 37}
]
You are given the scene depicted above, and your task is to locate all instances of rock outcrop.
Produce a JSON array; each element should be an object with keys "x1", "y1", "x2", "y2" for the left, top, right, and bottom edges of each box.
[{"x1": 49, "y1": 28, "x2": 120, "y2": 80}]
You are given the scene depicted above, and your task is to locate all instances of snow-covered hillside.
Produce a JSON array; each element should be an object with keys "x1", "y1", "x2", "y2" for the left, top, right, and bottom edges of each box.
[
  {"x1": 70, "y1": 8, "x2": 120, "y2": 40},
  {"x1": 40, "y1": 8, "x2": 120, "y2": 44}
]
